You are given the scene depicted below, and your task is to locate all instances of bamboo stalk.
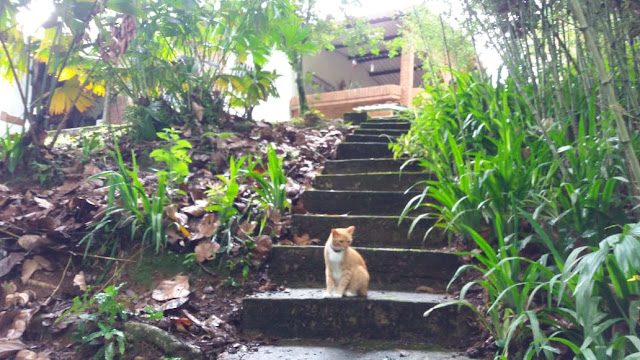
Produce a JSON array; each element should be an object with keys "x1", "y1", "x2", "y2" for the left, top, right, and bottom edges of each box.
[
  {"x1": 568, "y1": 0, "x2": 640, "y2": 196},
  {"x1": 463, "y1": 0, "x2": 570, "y2": 181},
  {"x1": 438, "y1": 14, "x2": 463, "y2": 132}
]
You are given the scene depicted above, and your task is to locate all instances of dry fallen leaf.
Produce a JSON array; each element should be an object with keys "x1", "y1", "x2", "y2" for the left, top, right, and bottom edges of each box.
[
  {"x1": 200, "y1": 313, "x2": 226, "y2": 336},
  {"x1": 20, "y1": 260, "x2": 41, "y2": 284},
  {"x1": 15, "y1": 349, "x2": 50, "y2": 360},
  {"x1": 73, "y1": 271, "x2": 87, "y2": 291},
  {"x1": 204, "y1": 313, "x2": 225, "y2": 328},
  {"x1": 4, "y1": 291, "x2": 35, "y2": 307},
  {"x1": 191, "y1": 101, "x2": 204, "y2": 122},
  {"x1": 156, "y1": 296, "x2": 189, "y2": 311},
  {"x1": 191, "y1": 213, "x2": 221, "y2": 241},
  {"x1": 171, "y1": 318, "x2": 192, "y2": 333},
  {"x1": 17, "y1": 235, "x2": 49, "y2": 251},
  {"x1": 55, "y1": 180, "x2": 81, "y2": 195},
  {"x1": 82, "y1": 163, "x2": 101, "y2": 176},
  {"x1": 165, "y1": 226, "x2": 183, "y2": 245},
  {"x1": 293, "y1": 232, "x2": 311, "y2": 246},
  {"x1": 33, "y1": 256, "x2": 54, "y2": 271},
  {"x1": 194, "y1": 240, "x2": 220, "y2": 263},
  {"x1": 152, "y1": 275, "x2": 190, "y2": 301},
  {"x1": 33, "y1": 197, "x2": 53, "y2": 210},
  {"x1": 166, "y1": 205, "x2": 189, "y2": 227},
  {"x1": 0, "y1": 339, "x2": 27, "y2": 359},
  {"x1": 4, "y1": 309, "x2": 33, "y2": 340},
  {"x1": 181, "y1": 199, "x2": 208, "y2": 217},
  {"x1": 20, "y1": 255, "x2": 53, "y2": 284},
  {"x1": 252, "y1": 235, "x2": 272, "y2": 266},
  {"x1": 236, "y1": 221, "x2": 256, "y2": 240},
  {"x1": 0, "y1": 253, "x2": 26, "y2": 279}
]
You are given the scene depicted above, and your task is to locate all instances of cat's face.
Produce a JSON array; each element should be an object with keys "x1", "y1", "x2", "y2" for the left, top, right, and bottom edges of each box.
[{"x1": 330, "y1": 226, "x2": 356, "y2": 250}]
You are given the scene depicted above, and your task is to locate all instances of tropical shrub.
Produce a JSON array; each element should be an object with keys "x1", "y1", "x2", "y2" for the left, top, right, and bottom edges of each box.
[
  {"x1": 205, "y1": 155, "x2": 256, "y2": 253},
  {"x1": 82, "y1": 141, "x2": 167, "y2": 257},
  {"x1": 396, "y1": 70, "x2": 631, "y2": 249},
  {"x1": 244, "y1": 144, "x2": 291, "y2": 213},
  {"x1": 0, "y1": 131, "x2": 25, "y2": 174},
  {"x1": 398, "y1": 66, "x2": 636, "y2": 357},
  {"x1": 108, "y1": 0, "x2": 298, "y2": 128},
  {"x1": 149, "y1": 128, "x2": 193, "y2": 190},
  {"x1": 59, "y1": 283, "x2": 130, "y2": 360}
]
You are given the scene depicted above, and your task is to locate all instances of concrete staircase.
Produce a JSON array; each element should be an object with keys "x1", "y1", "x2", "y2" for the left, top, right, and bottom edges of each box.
[{"x1": 232, "y1": 117, "x2": 478, "y2": 358}]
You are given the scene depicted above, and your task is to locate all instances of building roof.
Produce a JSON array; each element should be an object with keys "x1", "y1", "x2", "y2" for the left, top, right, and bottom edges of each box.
[{"x1": 329, "y1": 14, "x2": 424, "y2": 87}]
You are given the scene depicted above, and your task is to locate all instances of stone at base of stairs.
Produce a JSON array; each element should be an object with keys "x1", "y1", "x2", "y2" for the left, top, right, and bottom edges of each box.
[
  {"x1": 219, "y1": 340, "x2": 471, "y2": 360},
  {"x1": 242, "y1": 288, "x2": 479, "y2": 347}
]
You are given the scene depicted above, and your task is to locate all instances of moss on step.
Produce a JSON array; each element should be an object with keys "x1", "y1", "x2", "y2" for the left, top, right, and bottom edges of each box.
[
  {"x1": 322, "y1": 158, "x2": 423, "y2": 174},
  {"x1": 336, "y1": 142, "x2": 394, "y2": 159},
  {"x1": 301, "y1": 190, "x2": 432, "y2": 216},
  {"x1": 314, "y1": 172, "x2": 431, "y2": 191}
]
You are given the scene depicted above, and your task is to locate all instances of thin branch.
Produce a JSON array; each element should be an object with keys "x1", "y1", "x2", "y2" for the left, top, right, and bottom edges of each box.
[{"x1": 43, "y1": 256, "x2": 72, "y2": 306}]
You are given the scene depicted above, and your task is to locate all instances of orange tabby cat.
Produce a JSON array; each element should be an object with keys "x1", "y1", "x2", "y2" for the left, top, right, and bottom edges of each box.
[{"x1": 324, "y1": 226, "x2": 369, "y2": 297}]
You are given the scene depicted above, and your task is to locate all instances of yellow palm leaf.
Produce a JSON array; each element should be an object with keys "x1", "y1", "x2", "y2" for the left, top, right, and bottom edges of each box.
[
  {"x1": 214, "y1": 77, "x2": 229, "y2": 91},
  {"x1": 58, "y1": 67, "x2": 80, "y2": 81},
  {"x1": 49, "y1": 77, "x2": 95, "y2": 115},
  {"x1": 88, "y1": 83, "x2": 106, "y2": 97}
]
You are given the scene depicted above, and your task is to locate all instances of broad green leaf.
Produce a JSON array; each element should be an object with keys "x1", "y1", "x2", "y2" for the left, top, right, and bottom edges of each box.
[{"x1": 106, "y1": 0, "x2": 145, "y2": 17}]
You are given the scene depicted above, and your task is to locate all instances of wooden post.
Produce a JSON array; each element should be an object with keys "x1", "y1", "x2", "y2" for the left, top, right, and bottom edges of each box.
[{"x1": 399, "y1": 44, "x2": 415, "y2": 108}]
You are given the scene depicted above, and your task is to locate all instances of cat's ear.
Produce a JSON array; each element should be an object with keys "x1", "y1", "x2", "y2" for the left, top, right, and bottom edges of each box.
[
  {"x1": 331, "y1": 228, "x2": 337, "y2": 236},
  {"x1": 346, "y1": 226, "x2": 356, "y2": 234}
]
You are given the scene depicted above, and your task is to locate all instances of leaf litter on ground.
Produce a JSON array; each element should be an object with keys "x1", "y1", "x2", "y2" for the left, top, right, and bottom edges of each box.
[{"x1": 0, "y1": 120, "x2": 351, "y2": 358}]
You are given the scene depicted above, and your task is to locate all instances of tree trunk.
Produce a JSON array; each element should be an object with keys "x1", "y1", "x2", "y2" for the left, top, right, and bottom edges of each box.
[{"x1": 292, "y1": 52, "x2": 308, "y2": 115}]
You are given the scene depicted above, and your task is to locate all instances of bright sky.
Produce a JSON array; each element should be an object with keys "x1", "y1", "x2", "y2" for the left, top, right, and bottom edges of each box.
[{"x1": 16, "y1": 0, "x2": 53, "y2": 38}]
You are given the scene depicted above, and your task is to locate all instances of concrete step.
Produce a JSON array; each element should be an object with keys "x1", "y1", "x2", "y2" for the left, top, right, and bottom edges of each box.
[
  {"x1": 314, "y1": 172, "x2": 430, "y2": 191},
  {"x1": 353, "y1": 128, "x2": 407, "y2": 136},
  {"x1": 335, "y1": 142, "x2": 393, "y2": 159},
  {"x1": 345, "y1": 134, "x2": 396, "y2": 143},
  {"x1": 290, "y1": 214, "x2": 445, "y2": 249},
  {"x1": 268, "y1": 245, "x2": 459, "y2": 291},
  {"x1": 322, "y1": 159, "x2": 423, "y2": 174},
  {"x1": 300, "y1": 190, "x2": 428, "y2": 216},
  {"x1": 360, "y1": 122, "x2": 411, "y2": 130},
  {"x1": 220, "y1": 341, "x2": 471, "y2": 360},
  {"x1": 242, "y1": 288, "x2": 478, "y2": 347},
  {"x1": 367, "y1": 117, "x2": 407, "y2": 122}
]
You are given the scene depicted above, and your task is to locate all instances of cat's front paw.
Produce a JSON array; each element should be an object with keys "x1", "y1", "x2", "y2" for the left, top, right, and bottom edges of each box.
[
  {"x1": 323, "y1": 291, "x2": 334, "y2": 298},
  {"x1": 344, "y1": 291, "x2": 357, "y2": 297}
]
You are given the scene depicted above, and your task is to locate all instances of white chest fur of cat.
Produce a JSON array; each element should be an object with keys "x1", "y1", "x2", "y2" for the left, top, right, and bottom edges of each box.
[{"x1": 323, "y1": 226, "x2": 370, "y2": 298}]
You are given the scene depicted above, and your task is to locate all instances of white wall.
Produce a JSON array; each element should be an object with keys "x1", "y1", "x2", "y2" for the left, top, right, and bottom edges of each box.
[
  {"x1": 252, "y1": 51, "x2": 295, "y2": 122},
  {"x1": 303, "y1": 50, "x2": 379, "y2": 91},
  {"x1": 0, "y1": 78, "x2": 28, "y2": 136}
]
